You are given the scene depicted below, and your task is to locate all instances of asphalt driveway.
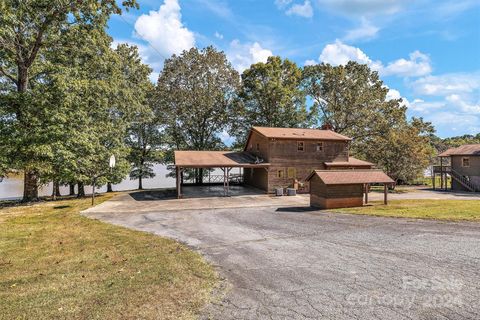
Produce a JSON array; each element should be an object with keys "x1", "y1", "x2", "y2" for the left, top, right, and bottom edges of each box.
[{"x1": 84, "y1": 201, "x2": 480, "y2": 319}]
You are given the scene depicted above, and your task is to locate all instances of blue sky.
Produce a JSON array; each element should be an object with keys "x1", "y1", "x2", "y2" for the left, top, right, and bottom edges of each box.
[{"x1": 108, "y1": 0, "x2": 480, "y2": 138}]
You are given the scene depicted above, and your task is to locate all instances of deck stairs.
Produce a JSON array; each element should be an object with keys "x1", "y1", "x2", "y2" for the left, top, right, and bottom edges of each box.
[{"x1": 450, "y1": 169, "x2": 479, "y2": 192}]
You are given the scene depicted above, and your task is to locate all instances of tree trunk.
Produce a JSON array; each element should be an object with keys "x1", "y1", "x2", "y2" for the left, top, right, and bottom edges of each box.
[
  {"x1": 23, "y1": 171, "x2": 39, "y2": 202},
  {"x1": 138, "y1": 177, "x2": 143, "y2": 190},
  {"x1": 69, "y1": 183, "x2": 75, "y2": 196},
  {"x1": 52, "y1": 181, "x2": 61, "y2": 200},
  {"x1": 199, "y1": 168, "x2": 204, "y2": 185},
  {"x1": 107, "y1": 182, "x2": 113, "y2": 192},
  {"x1": 18, "y1": 65, "x2": 40, "y2": 202},
  {"x1": 77, "y1": 181, "x2": 85, "y2": 197}
]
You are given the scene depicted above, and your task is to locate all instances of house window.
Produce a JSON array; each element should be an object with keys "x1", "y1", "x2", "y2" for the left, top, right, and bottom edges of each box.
[
  {"x1": 287, "y1": 167, "x2": 296, "y2": 179},
  {"x1": 316, "y1": 142, "x2": 323, "y2": 152},
  {"x1": 277, "y1": 169, "x2": 285, "y2": 178},
  {"x1": 256, "y1": 143, "x2": 260, "y2": 151},
  {"x1": 297, "y1": 141, "x2": 304, "y2": 152},
  {"x1": 462, "y1": 157, "x2": 470, "y2": 167}
]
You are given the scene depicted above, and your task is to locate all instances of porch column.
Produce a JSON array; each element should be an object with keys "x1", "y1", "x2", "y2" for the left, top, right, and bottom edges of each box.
[
  {"x1": 384, "y1": 183, "x2": 388, "y2": 205},
  {"x1": 176, "y1": 167, "x2": 182, "y2": 199}
]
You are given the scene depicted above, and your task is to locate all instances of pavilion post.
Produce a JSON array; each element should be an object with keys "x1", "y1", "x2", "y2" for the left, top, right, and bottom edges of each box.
[
  {"x1": 176, "y1": 167, "x2": 182, "y2": 199},
  {"x1": 364, "y1": 183, "x2": 369, "y2": 204},
  {"x1": 384, "y1": 184, "x2": 388, "y2": 205},
  {"x1": 226, "y1": 167, "x2": 231, "y2": 196},
  {"x1": 222, "y1": 167, "x2": 226, "y2": 196}
]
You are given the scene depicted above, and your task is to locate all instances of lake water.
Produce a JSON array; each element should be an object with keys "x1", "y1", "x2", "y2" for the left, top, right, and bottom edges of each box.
[{"x1": 0, "y1": 164, "x2": 177, "y2": 200}]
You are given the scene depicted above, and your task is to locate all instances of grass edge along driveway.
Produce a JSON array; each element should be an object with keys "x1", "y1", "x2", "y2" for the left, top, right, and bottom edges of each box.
[
  {"x1": 0, "y1": 194, "x2": 218, "y2": 320},
  {"x1": 331, "y1": 199, "x2": 480, "y2": 221}
]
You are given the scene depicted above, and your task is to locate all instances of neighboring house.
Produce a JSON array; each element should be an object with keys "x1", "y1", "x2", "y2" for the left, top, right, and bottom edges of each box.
[
  {"x1": 243, "y1": 126, "x2": 373, "y2": 192},
  {"x1": 436, "y1": 144, "x2": 480, "y2": 192}
]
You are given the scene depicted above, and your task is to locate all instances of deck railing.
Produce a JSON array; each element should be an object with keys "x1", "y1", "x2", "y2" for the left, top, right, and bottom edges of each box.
[
  {"x1": 183, "y1": 174, "x2": 244, "y2": 184},
  {"x1": 432, "y1": 165, "x2": 451, "y2": 173}
]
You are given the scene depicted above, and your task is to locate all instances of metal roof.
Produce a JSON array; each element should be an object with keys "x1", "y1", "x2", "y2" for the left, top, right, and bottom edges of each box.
[
  {"x1": 306, "y1": 170, "x2": 394, "y2": 185},
  {"x1": 251, "y1": 126, "x2": 352, "y2": 141},
  {"x1": 438, "y1": 144, "x2": 480, "y2": 156},
  {"x1": 324, "y1": 157, "x2": 374, "y2": 167},
  {"x1": 174, "y1": 151, "x2": 270, "y2": 168}
]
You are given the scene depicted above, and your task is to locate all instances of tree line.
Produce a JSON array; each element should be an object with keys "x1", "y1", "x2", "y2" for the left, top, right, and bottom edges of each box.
[{"x1": 1, "y1": 1, "x2": 445, "y2": 202}]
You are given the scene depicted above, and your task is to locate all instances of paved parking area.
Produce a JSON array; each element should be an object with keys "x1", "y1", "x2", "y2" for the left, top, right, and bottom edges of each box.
[{"x1": 84, "y1": 195, "x2": 480, "y2": 320}]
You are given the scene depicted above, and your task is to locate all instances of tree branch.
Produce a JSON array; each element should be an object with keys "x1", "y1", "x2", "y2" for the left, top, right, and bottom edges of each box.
[{"x1": 0, "y1": 64, "x2": 17, "y2": 84}]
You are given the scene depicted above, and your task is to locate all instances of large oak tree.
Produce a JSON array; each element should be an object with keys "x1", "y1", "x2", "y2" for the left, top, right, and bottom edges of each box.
[
  {"x1": 232, "y1": 56, "x2": 308, "y2": 146},
  {"x1": 0, "y1": 0, "x2": 137, "y2": 201}
]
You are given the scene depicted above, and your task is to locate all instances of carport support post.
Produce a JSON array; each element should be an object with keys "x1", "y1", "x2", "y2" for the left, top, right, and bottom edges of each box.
[
  {"x1": 176, "y1": 167, "x2": 182, "y2": 199},
  {"x1": 384, "y1": 184, "x2": 388, "y2": 205},
  {"x1": 364, "y1": 184, "x2": 369, "y2": 204}
]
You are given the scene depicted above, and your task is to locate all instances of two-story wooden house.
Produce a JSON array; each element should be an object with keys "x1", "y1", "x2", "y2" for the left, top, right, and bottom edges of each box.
[
  {"x1": 174, "y1": 126, "x2": 376, "y2": 197},
  {"x1": 435, "y1": 144, "x2": 480, "y2": 192},
  {"x1": 242, "y1": 127, "x2": 374, "y2": 192}
]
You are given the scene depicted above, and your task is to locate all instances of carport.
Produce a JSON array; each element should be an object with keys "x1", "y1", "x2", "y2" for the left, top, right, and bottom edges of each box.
[{"x1": 174, "y1": 151, "x2": 270, "y2": 198}]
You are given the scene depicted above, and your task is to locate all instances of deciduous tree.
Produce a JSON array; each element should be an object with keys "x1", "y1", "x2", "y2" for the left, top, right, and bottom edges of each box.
[
  {"x1": 302, "y1": 62, "x2": 406, "y2": 151},
  {"x1": 364, "y1": 118, "x2": 436, "y2": 184},
  {"x1": 233, "y1": 56, "x2": 307, "y2": 146},
  {"x1": 0, "y1": 0, "x2": 137, "y2": 201}
]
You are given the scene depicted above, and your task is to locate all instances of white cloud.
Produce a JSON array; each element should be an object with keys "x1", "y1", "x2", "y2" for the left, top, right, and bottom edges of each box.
[
  {"x1": 446, "y1": 94, "x2": 480, "y2": 114},
  {"x1": 409, "y1": 99, "x2": 444, "y2": 112},
  {"x1": 134, "y1": 0, "x2": 195, "y2": 59},
  {"x1": 286, "y1": 1, "x2": 314, "y2": 18},
  {"x1": 318, "y1": 40, "x2": 383, "y2": 71},
  {"x1": 411, "y1": 72, "x2": 480, "y2": 96},
  {"x1": 275, "y1": 0, "x2": 293, "y2": 8},
  {"x1": 385, "y1": 87, "x2": 410, "y2": 109},
  {"x1": 304, "y1": 59, "x2": 317, "y2": 66},
  {"x1": 214, "y1": 31, "x2": 224, "y2": 39},
  {"x1": 218, "y1": 130, "x2": 235, "y2": 146},
  {"x1": 227, "y1": 40, "x2": 273, "y2": 72},
  {"x1": 343, "y1": 18, "x2": 379, "y2": 41},
  {"x1": 382, "y1": 51, "x2": 432, "y2": 77},
  {"x1": 313, "y1": 40, "x2": 431, "y2": 78}
]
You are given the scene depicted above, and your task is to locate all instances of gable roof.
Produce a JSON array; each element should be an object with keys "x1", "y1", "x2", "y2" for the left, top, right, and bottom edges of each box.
[
  {"x1": 438, "y1": 144, "x2": 480, "y2": 156},
  {"x1": 251, "y1": 126, "x2": 352, "y2": 141},
  {"x1": 324, "y1": 157, "x2": 374, "y2": 167},
  {"x1": 305, "y1": 170, "x2": 394, "y2": 185},
  {"x1": 174, "y1": 151, "x2": 270, "y2": 168}
]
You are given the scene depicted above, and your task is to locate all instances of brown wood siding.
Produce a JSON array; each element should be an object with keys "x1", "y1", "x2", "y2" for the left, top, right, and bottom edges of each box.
[
  {"x1": 245, "y1": 131, "x2": 270, "y2": 161},
  {"x1": 268, "y1": 139, "x2": 349, "y2": 165},
  {"x1": 245, "y1": 133, "x2": 350, "y2": 193},
  {"x1": 450, "y1": 155, "x2": 480, "y2": 191},
  {"x1": 266, "y1": 165, "x2": 326, "y2": 193},
  {"x1": 244, "y1": 167, "x2": 268, "y2": 191},
  {"x1": 451, "y1": 155, "x2": 480, "y2": 176},
  {"x1": 309, "y1": 175, "x2": 364, "y2": 209}
]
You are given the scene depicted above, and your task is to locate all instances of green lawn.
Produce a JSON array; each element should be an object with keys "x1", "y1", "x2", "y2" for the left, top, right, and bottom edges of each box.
[
  {"x1": 0, "y1": 194, "x2": 218, "y2": 319},
  {"x1": 331, "y1": 200, "x2": 480, "y2": 221}
]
